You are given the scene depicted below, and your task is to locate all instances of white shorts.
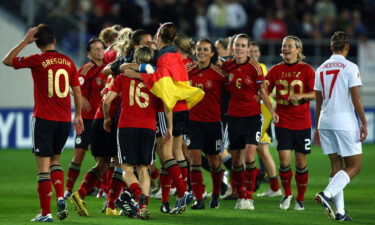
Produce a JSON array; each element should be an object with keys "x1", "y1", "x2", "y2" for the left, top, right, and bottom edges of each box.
[{"x1": 319, "y1": 129, "x2": 362, "y2": 157}]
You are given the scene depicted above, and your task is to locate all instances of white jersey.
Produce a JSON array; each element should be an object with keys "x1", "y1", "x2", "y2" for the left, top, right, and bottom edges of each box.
[{"x1": 314, "y1": 54, "x2": 362, "y2": 130}]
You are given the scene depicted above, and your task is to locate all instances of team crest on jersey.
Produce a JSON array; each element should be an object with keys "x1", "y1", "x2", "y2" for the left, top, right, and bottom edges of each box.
[
  {"x1": 96, "y1": 77, "x2": 102, "y2": 85},
  {"x1": 199, "y1": 73, "x2": 203, "y2": 77},
  {"x1": 357, "y1": 72, "x2": 361, "y2": 79},
  {"x1": 75, "y1": 137, "x2": 82, "y2": 144},
  {"x1": 78, "y1": 77, "x2": 85, "y2": 85},
  {"x1": 206, "y1": 80, "x2": 212, "y2": 88},
  {"x1": 237, "y1": 68, "x2": 242, "y2": 72},
  {"x1": 245, "y1": 76, "x2": 252, "y2": 84},
  {"x1": 229, "y1": 73, "x2": 234, "y2": 81}
]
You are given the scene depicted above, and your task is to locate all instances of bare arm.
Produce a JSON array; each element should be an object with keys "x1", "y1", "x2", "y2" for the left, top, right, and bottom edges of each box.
[
  {"x1": 3, "y1": 27, "x2": 39, "y2": 66},
  {"x1": 102, "y1": 91, "x2": 118, "y2": 132},
  {"x1": 163, "y1": 104, "x2": 173, "y2": 143},
  {"x1": 123, "y1": 69, "x2": 142, "y2": 80},
  {"x1": 350, "y1": 86, "x2": 368, "y2": 142},
  {"x1": 259, "y1": 85, "x2": 279, "y2": 123},
  {"x1": 314, "y1": 90, "x2": 323, "y2": 146},
  {"x1": 288, "y1": 91, "x2": 315, "y2": 102},
  {"x1": 120, "y1": 63, "x2": 139, "y2": 72},
  {"x1": 72, "y1": 86, "x2": 84, "y2": 135},
  {"x1": 102, "y1": 62, "x2": 114, "y2": 76}
]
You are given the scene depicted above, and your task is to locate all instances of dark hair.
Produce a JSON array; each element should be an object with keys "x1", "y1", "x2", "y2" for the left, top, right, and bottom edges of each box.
[
  {"x1": 158, "y1": 22, "x2": 177, "y2": 44},
  {"x1": 216, "y1": 37, "x2": 230, "y2": 49},
  {"x1": 196, "y1": 39, "x2": 218, "y2": 64},
  {"x1": 86, "y1": 38, "x2": 105, "y2": 52},
  {"x1": 125, "y1": 29, "x2": 152, "y2": 56},
  {"x1": 331, "y1": 31, "x2": 350, "y2": 52},
  {"x1": 234, "y1": 33, "x2": 251, "y2": 47},
  {"x1": 35, "y1": 24, "x2": 55, "y2": 48}
]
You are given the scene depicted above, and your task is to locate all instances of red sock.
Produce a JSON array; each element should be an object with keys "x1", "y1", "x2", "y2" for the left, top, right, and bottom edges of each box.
[
  {"x1": 244, "y1": 168, "x2": 258, "y2": 199},
  {"x1": 66, "y1": 162, "x2": 80, "y2": 192},
  {"x1": 269, "y1": 176, "x2": 280, "y2": 192},
  {"x1": 160, "y1": 174, "x2": 171, "y2": 203},
  {"x1": 232, "y1": 168, "x2": 245, "y2": 199},
  {"x1": 178, "y1": 160, "x2": 189, "y2": 189},
  {"x1": 210, "y1": 169, "x2": 223, "y2": 195},
  {"x1": 190, "y1": 168, "x2": 204, "y2": 200},
  {"x1": 104, "y1": 167, "x2": 114, "y2": 194},
  {"x1": 38, "y1": 173, "x2": 52, "y2": 216},
  {"x1": 129, "y1": 183, "x2": 142, "y2": 202},
  {"x1": 78, "y1": 168, "x2": 100, "y2": 199},
  {"x1": 230, "y1": 173, "x2": 237, "y2": 194},
  {"x1": 107, "y1": 171, "x2": 125, "y2": 209},
  {"x1": 279, "y1": 167, "x2": 293, "y2": 196},
  {"x1": 151, "y1": 167, "x2": 159, "y2": 180},
  {"x1": 295, "y1": 170, "x2": 308, "y2": 201},
  {"x1": 165, "y1": 159, "x2": 186, "y2": 198},
  {"x1": 50, "y1": 165, "x2": 64, "y2": 199}
]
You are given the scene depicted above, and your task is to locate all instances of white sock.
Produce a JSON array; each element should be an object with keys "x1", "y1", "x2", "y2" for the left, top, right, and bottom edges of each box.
[
  {"x1": 329, "y1": 177, "x2": 345, "y2": 215},
  {"x1": 324, "y1": 170, "x2": 350, "y2": 198}
]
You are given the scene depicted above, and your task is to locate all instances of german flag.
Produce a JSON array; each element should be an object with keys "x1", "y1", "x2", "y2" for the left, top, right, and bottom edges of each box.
[{"x1": 141, "y1": 49, "x2": 204, "y2": 110}]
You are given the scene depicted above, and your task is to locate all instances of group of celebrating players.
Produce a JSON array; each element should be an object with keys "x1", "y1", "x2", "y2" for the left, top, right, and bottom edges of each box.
[{"x1": 2, "y1": 20, "x2": 367, "y2": 223}]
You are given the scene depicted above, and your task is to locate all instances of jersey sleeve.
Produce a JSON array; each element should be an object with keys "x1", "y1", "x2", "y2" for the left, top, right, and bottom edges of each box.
[
  {"x1": 70, "y1": 63, "x2": 80, "y2": 87},
  {"x1": 314, "y1": 67, "x2": 322, "y2": 91},
  {"x1": 265, "y1": 66, "x2": 275, "y2": 93},
  {"x1": 12, "y1": 55, "x2": 40, "y2": 69},
  {"x1": 109, "y1": 75, "x2": 122, "y2": 93},
  {"x1": 348, "y1": 64, "x2": 362, "y2": 88}
]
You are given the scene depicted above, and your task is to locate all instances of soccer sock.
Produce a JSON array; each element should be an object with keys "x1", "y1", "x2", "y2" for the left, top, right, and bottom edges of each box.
[
  {"x1": 232, "y1": 165, "x2": 245, "y2": 199},
  {"x1": 269, "y1": 176, "x2": 280, "y2": 192},
  {"x1": 104, "y1": 164, "x2": 115, "y2": 194},
  {"x1": 329, "y1": 177, "x2": 345, "y2": 215},
  {"x1": 210, "y1": 167, "x2": 223, "y2": 196},
  {"x1": 324, "y1": 170, "x2": 350, "y2": 198},
  {"x1": 201, "y1": 155, "x2": 211, "y2": 172},
  {"x1": 190, "y1": 165, "x2": 204, "y2": 200},
  {"x1": 38, "y1": 173, "x2": 52, "y2": 216},
  {"x1": 151, "y1": 167, "x2": 159, "y2": 180},
  {"x1": 244, "y1": 161, "x2": 258, "y2": 199},
  {"x1": 295, "y1": 166, "x2": 309, "y2": 202},
  {"x1": 165, "y1": 159, "x2": 186, "y2": 198},
  {"x1": 78, "y1": 167, "x2": 100, "y2": 199},
  {"x1": 178, "y1": 159, "x2": 189, "y2": 190},
  {"x1": 66, "y1": 161, "x2": 81, "y2": 192},
  {"x1": 107, "y1": 168, "x2": 125, "y2": 209},
  {"x1": 129, "y1": 183, "x2": 142, "y2": 202},
  {"x1": 222, "y1": 155, "x2": 232, "y2": 171},
  {"x1": 160, "y1": 167, "x2": 171, "y2": 203},
  {"x1": 279, "y1": 165, "x2": 292, "y2": 196},
  {"x1": 49, "y1": 164, "x2": 64, "y2": 200}
]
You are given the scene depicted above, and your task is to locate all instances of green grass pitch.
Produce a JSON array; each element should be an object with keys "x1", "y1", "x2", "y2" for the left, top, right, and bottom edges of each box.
[{"x1": 0, "y1": 145, "x2": 374, "y2": 225}]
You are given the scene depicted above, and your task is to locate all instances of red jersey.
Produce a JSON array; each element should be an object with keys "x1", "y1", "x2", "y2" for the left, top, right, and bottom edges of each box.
[
  {"x1": 189, "y1": 64, "x2": 227, "y2": 122},
  {"x1": 103, "y1": 49, "x2": 117, "y2": 64},
  {"x1": 12, "y1": 50, "x2": 79, "y2": 122},
  {"x1": 94, "y1": 76, "x2": 121, "y2": 119},
  {"x1": 222, "y1": 58, "x2": 264, "y2": 117},
  {"x1": 78, "y1": 62, "x2": 107, "y2": 119},
  {"x1": 266, "y1": 61, "x2": 315, "y2": 130},
  {"x1": 110, "y1": 75, "x2": 159, "y2": 130}
]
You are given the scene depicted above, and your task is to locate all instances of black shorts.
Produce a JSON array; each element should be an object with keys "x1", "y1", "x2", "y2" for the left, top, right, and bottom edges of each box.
[
  {"x1": 228, "y1": 115, "x2": 262, "y2": 150},
  {"x1": 74, "y1": 119, "x2": 93, "y2": 149},
  {"x1": 187, "y1": 121, "x2": 223, "y2": 155},
  {"x1": 32, "y1": 117, "x2": 71, "y2": 157},
  {"x1": 173, "y1": 110, "x2": 189, "y2": 137},
  {"x1": 275, "y1": 127, "x2": 311, "y2": 154},
  {"x1": 91, "y1": 118, "x2": 118, "y2": 157},
  {"x1": 156, "y1": 112, "x2": 166, "y2": 138},
  {"x1": 117, "y1": 127, "x2": 155, "y2": 165}
]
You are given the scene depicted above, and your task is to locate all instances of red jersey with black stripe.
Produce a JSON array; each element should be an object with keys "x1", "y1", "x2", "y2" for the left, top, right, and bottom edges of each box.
[
  {"x1": 94, "y1": 76, "x2": 121, "y2": 119},
  {"x1": 12, "y1": 50, "x2": 79, "y2": 122},
  {"x1": 189, "y1": 64, "x2": 227, "y2": 122},
  {"x1": 110, "y1": 75, "x2": 159, "y2": 130},
  {"x1": 266, "y1": 61, "x2": 315, "y2": 130},
  {"x1": 78, "y1": 61, "x2": 107, "y2": 119},
  {"x1": 222, "y1": 58, "x2": 264, "y2": 117}
]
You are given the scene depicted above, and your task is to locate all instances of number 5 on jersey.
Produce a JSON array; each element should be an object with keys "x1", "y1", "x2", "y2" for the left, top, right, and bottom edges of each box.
[{"x1": 319, "y1": 69, "x2": 340, "y2": 99}]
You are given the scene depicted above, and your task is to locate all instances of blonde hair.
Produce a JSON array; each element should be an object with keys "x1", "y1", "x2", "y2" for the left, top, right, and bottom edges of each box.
[
  {"x1": 113, "y1": 27, "x2": 134, "y2": 57},
  {"x1": 283, "y1": 35, "x2": 306, "y2": 61},
  {"x1": 173, "y1": 34, "x2": 195, "y2": 56},
  {"x1": 134, "y1": 46, "x2": 154, "y2": 64},
  {"x1": 99, "y1": 27, "x2": 118, "y2": 46}
]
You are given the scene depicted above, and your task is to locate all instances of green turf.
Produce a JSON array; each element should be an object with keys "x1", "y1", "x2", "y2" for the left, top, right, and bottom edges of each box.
[{"x1": 0, "y1": 145, "x2": 374, "y2": 224}]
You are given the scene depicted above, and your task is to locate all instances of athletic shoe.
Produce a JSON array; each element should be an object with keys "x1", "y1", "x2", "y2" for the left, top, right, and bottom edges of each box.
[
  {"x1": 191, "y1": 199, "x2": 205, "y2": 210},
  {"x1": 294, "y1": 201, "x2": 305, "y2": 211},
  {"x1": 170, "y1": 188, "x2": 177, "y2": 196},
  {"x1": 137, "y1": 207, "x2": 150, "y2": 220},
  {"x1": 169, "y1": 192, "x2": 193, "y2": 215},
  {"x1": 315, "y1": 192, "x2": 335, "y2": 219},
  {"x1": 101, "y1": 200, "x2": 107, "y2": 213},
  {"x1": 220, "y1": 171, "x2": 229, "y2": 196},
  {"x1": 64, "y1": 191, "x2": 72, "y2": 200},
  {"x1": 279, "y1": 195, "x2": 293, "y2": 210},
  {"x1": 87, "y1": 186, "x2": 99, "y2": 196},
  {"x1": 115, "y1": 191, "x2": 137, "y2": 218},
  {"x1": 150, "y1": 188, "x2": 162, "y2": 199},
  {"x1": 243, "y1": 199, "x2": 255, "y2": 210},
  {"x1": 160, "y1": 202, "x2": 170, "y2": 213},
  {"x1": 220, "y1": 184, "x2": 233, "y2": 199},
  {"x1": 336, "y1": 213, "x2": 352, "y2": 221},
  {"x1": 31, "y1": 213, "x2": 53, "y2": 222},
  {"x1": 256, "y1": 187, "x2": 282, "y2": 197},
  {"x1": 209, "y1": 194, "x2": 220, "y2": 209},
  {"x1": 70, "y1": 192, "x2": 89, "y2": 216},
  {"x1": 234, "y1": 198, "x2": 245, "y2": 210},
  {"x1": 56, "y1": 199, "x2": 68, "y2": 220},
  {"x1": 105, "y1": 207, "x2": 122, "y2": 216},
  {"x1": 254, "y1": 170, "x2": 264, "y2": 192}
]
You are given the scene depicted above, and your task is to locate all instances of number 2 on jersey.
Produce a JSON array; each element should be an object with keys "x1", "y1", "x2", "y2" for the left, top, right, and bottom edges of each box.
[
  {"x1": 319, "y1": 70, "x2": 340, "y2": 99},
  {"x1": 48, "y1": 69, "x2": 69, "y2": 98}
]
